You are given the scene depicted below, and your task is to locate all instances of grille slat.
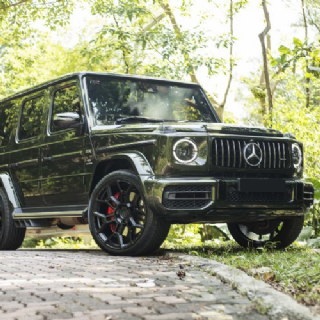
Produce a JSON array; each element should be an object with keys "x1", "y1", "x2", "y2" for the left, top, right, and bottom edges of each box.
[
  {"x1": 163, "y1": 185, "x2": 212, "y2": 209},
  {"x1": 227, "y1": 186, "x2": 292, "y2": 203},
  {"x1": 212, "y1": 138, "x2": 290, "y2": 169}
]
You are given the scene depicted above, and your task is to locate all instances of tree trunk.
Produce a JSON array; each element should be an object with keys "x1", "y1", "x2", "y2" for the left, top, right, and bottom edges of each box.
[
  {"x1": 218, "y1": 0, "x2": 234, "y2": 122},
  {"x1": 301, "y1": 0, "x2": 310, "y2": 109},
  {"x1": 259, "y1": 0, "x2": 273, "y2": 127}
]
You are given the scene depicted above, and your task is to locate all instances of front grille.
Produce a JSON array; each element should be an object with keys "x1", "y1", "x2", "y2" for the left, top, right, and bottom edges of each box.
[
  {"x1": 163, "y1": 185, "x2": 212, "y2": 209},
  {"x1": 226, "y1": 186, "x2": 292, "y2": 203},
  {"x1": 212, "y1": 138, "x2": 290, "y2": 169}
]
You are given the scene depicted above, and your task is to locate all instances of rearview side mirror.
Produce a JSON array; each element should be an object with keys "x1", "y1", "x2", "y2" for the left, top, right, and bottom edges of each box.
[{"x1": 53, "y1": 112, "x2": 81, "y2": 131}]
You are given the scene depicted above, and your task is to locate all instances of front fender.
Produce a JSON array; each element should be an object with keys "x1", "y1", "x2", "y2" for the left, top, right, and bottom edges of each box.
[
  {"x1": 0, "y1": 173, "x2": 21, "y2": 210},
  {"x1": 107, "y1": 152, "x2": 154, "y2": 177},
  {"x1": 89, "y1": 151, "x2": 155, "y2": 198}
]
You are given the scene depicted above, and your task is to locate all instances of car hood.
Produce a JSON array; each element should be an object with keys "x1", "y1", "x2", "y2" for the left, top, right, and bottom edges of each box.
[{"x1": 91, "y1": 122, "x2": 283, "y2": 137}]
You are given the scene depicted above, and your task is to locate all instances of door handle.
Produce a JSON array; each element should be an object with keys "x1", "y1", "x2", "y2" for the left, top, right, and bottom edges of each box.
[{"x1": 42, "y1": 156, "x2": 53, "y2": 162}]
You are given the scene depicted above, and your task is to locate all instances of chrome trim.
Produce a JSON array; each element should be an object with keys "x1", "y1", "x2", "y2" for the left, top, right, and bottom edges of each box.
[
  {"x1": 268, "y1": 142, "x2": 271, "y2": 168},
  {"x1": 262, "y1": 141, "x2": 266, "y2": 168},
  {"x1": 238, "y1": 140, "x2": 242, "y2": 167},
  {"x1": 232, "y1": 140, "x2": 236, "y2": 167},
  {"x1": 226, "y1": 140, "x2": 230, "y2": 167},
  {"x1": 221, "y1": 139, "x2": 224, "y2": 166},
  {"x1": 13, "y1": 210, "x2": 83, "y2": 220}
]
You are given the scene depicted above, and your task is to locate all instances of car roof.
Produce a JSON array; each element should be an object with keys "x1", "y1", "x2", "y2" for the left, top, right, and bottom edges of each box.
[{"x1": 0, "y1": 72, "x2": 201, "y2": 104}]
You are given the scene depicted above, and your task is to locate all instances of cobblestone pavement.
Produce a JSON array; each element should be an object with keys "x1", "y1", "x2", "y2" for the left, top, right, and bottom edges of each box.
[{"x1": 0, "y1": 249, "x2": 271, "y2": 320}]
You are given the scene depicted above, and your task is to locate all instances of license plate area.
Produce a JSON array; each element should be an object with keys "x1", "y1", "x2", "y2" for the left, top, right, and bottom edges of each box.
[{"x1": 238, "y1": 179, "x2": 286, "y2": 193}]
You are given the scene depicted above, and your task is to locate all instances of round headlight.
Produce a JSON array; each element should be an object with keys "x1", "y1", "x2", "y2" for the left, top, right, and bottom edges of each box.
[
  {"x1": 173, "y1": 139, "x2": 198, "y2": 164},
  {"x1": 292, "y1": 143, "x2": 302, "y2": 169}
]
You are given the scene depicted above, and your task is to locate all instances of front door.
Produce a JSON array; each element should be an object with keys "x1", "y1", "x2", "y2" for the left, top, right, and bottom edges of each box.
[{"x1": 41, "y1": 81, "x2": 87, "y2": 206}]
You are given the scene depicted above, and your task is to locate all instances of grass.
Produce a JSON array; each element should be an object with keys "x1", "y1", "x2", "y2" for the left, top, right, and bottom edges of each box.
[{"x1": 166, "y1": 241, "x2": 320, "y2": 311}]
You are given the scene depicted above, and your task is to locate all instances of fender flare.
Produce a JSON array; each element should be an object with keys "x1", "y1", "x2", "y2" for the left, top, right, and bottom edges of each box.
[
  {"x1": 106, "y1": 151, "x2": 154, "y2": 176},
  {"x1": 90, "y1": 151, "x2": 155, "y2": 194},
  {"x1": 0, "y1": 173, "x2": 21, "y2": 210}
]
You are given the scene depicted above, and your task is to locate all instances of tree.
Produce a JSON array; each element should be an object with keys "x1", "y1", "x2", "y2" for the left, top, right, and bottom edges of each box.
[{"x1": 85, "y1": 0, "x2": 245, "y2": 121}]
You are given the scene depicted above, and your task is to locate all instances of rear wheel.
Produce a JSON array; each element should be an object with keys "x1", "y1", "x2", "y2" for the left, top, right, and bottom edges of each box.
[
  {"x1": 0, "y1": 188, "x2": 26, "y2": 250},
  {"x1": 88, "y1": 170, "x2": 171, "y2": 256},
  {"x1": 227, "y1": 216, "x2": 304, "y2": 249}
]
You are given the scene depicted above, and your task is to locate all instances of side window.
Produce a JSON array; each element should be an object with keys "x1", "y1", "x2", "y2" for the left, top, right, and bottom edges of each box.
[
  {"x1": 51, "y1": 85, "x2": 80, "y2": 132},
  {"x1": 19, "y1": 96, "x2": 44, "y2": 140},
  {"x1": 0, "y1": 106, "x2": 10, "y2": 147}
]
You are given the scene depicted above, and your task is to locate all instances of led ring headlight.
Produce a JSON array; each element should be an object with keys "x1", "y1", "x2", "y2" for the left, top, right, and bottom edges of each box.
[
  {"x1": 173, "y1": 139, "x2": 198, "y2": 164},
  {"x1": 292, "y1": 143, "x2": 302, "y2": 169}
]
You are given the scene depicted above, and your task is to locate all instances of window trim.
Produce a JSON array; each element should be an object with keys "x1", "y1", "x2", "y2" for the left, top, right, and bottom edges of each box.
[
  {"x1": 17, "y1": 94, "x2": 45, "y2": 142},
  {"x1": 48, "y1": 83, "x2": 82, "y2": 135}
]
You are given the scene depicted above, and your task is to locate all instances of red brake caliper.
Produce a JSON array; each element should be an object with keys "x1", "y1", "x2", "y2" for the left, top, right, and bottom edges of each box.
[{"x1": 107, "y1": 192, "x2": 120, "y2": 232}]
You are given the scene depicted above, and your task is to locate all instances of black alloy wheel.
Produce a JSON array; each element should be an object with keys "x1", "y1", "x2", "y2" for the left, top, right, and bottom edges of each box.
[
  {"x1": 227, "y1": 216, "x2": 304, "y2": 249},
  {"x1": 88, "y1": 170, "x2": 170, "y2": 256}
]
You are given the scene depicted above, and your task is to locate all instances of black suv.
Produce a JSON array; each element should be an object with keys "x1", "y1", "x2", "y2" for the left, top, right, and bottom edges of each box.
[{"x1": 0, "y1": 72, "x2": 314, "y2": 255}]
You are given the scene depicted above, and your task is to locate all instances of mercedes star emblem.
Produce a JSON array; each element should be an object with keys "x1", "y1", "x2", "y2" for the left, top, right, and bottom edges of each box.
[{"x1": 244, "y1": 143, "x2": 263, "y2": 167}]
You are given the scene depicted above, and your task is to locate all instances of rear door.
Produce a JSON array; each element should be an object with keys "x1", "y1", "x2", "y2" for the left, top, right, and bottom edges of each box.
[
  {"x1": 41, "y1": 80, "x2": 87, "y2": 206},
  {"x1": 9, "y1": 94, "x2": 45, "y2": 207}
]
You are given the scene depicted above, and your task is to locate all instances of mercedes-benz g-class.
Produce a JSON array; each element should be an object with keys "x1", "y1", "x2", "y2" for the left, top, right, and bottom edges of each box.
[{"x1": 0, "y1": 72, "x2": 314, "y2": 255}]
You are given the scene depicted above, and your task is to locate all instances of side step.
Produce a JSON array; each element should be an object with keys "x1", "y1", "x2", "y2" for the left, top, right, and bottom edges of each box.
[{"x1": 13, "y1": 205, "x2": 87, "y2": 220}]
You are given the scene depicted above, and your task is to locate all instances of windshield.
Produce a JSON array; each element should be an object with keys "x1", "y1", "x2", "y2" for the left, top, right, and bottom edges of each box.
[{"x1": 86, "y1": 76, "x2": 217, "y2": 125}]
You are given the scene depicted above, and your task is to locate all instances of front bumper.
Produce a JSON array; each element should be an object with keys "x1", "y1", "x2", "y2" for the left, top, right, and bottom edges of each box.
[{"x1": 142, "y1": 177, "x2": 314, "y2": 223}]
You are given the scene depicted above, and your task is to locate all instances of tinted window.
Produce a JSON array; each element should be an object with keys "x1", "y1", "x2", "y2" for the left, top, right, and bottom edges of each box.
[
  {"x1": 0, "y1": 105, "x2": 12, "y2": 147},
  {"x1": 86, "y1": 77, "x2": 216, "y2": 125},
  {"x1": 19, "y1": 96, "x2": 44, "y2": 140},
  {"x1": 51, "y1": 85, "x2": 80, "y2": 132}
]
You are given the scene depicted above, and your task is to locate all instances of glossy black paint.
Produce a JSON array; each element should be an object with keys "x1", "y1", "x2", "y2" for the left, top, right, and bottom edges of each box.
[{"x1": 0, "y1": 72, "x2": 314, "y2": 226}]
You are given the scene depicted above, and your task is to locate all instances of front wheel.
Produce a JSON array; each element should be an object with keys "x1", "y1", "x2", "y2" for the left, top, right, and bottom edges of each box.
[
  {"x1": 88, "y1": 170, "x2": 171, "y2": 256},
  {"x1": 227, "y1": 216, "x2": 304, "y2": 249}
]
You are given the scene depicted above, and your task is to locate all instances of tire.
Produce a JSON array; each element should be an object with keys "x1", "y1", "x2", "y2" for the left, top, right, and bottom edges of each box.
[
  {"x1": 0, "y1": 188, "x2": 26, "y2": 250},
  {"x1": 227, "y1": 216, "x2": 304, "y2": 249},
  {"x1": 88, "y1": 170, "x2": 171, "y2": 256}
]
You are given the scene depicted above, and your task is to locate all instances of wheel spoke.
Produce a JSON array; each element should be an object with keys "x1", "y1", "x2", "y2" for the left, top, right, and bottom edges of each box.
[
  {"x1": 93, "y1": 211, "x2": 107, "y2": 219},
  {"x1": 135, "y1": 209, "x2": 146, "y2": 217},
  {"x1": 129, "y1": 217, "x2": 144, "y2": 230},
  {"x1": 116, "y1": 180, "x2": 123, "y2": 192},
  {"x1": 104, "y1": 232, "x2": 115, "y2": 244},
  {"x1": 124, "y1": 184, "x2": 134, "y2": 202},
  {"x1": 118, "y1": 223, "x2": 125, "y2": 235},
  {"x1": 110, "y1": 196, "x2": 120, "y2": 206},
  {"x1": 96, "y1": 199, "x2": 115, "y2": 209},
  {"x1": 98, "y1": 221, "x2": 115, "y2": 233},
  {"x1": 116, "y1": 232, "x2": 124, "y2": 248}
]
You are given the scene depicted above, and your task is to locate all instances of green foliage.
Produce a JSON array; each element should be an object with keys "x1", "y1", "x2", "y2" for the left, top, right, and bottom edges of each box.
[
  {"x1": 163, "y1": 224, "x2": 202, "y2": 247},
  {"x1": 22, "y1": 237, "x2": 99, "y2": 249}
]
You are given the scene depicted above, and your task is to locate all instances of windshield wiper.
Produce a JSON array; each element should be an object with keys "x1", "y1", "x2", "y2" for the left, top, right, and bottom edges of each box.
[{"x1": 115, "y1": 116, "x2": 165, "y2": 124}]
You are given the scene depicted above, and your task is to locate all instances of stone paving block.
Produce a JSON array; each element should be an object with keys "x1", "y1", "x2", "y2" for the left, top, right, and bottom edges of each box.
[
  {"x1": 0, "y1": 251, "x2": 275, "y2": 320},
  {"x1": 154, "y1": 295, "x2": 187, "y2": 304},
  {"x1": 144, "y1": 312, "x2": 196, "y2": 320}
]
